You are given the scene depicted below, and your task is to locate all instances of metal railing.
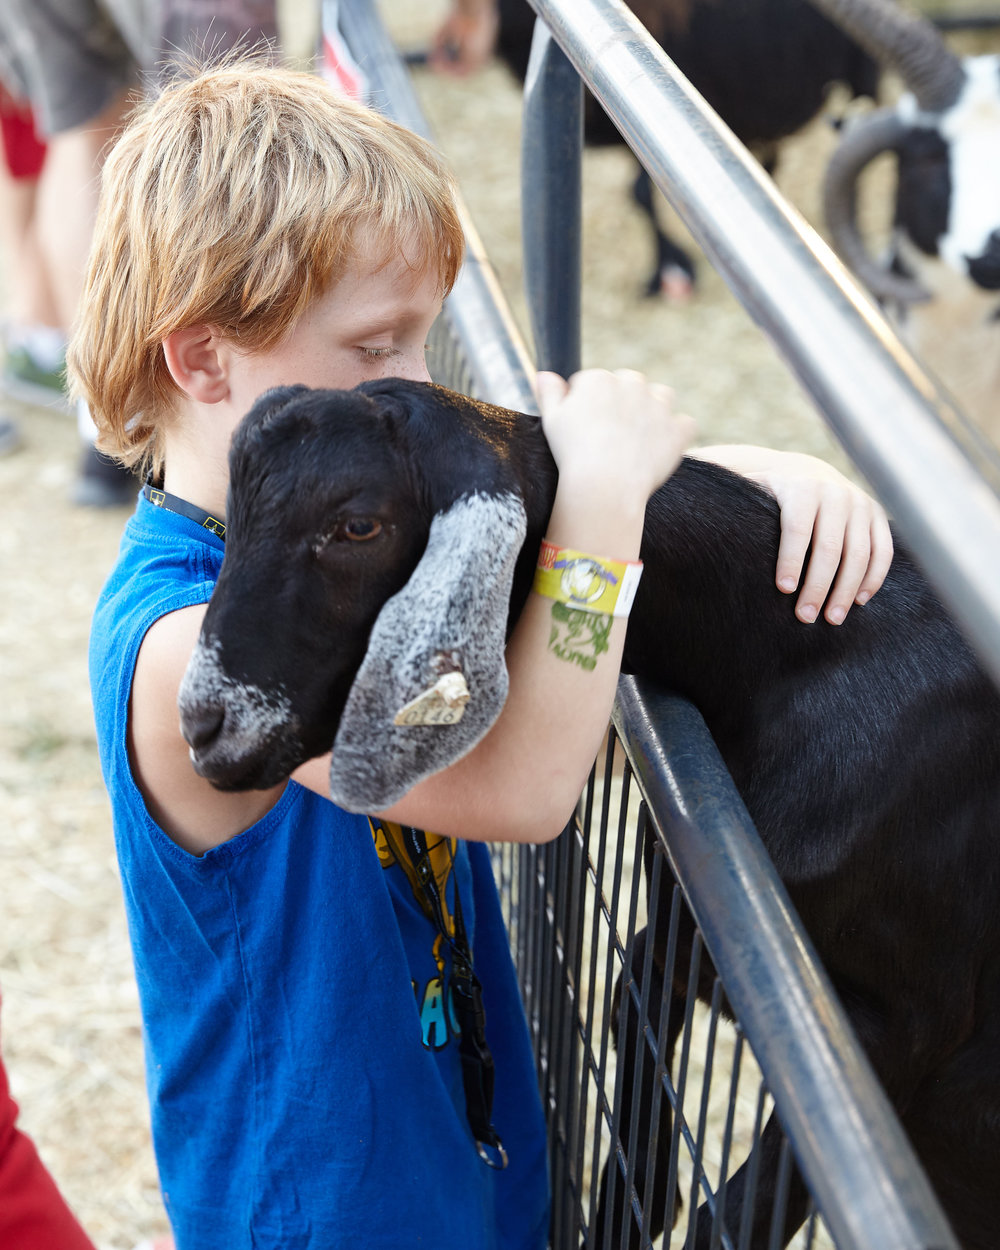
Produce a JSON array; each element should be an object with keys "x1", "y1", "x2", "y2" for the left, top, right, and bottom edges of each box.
[{"x1": 341, "y1": 2, "x2": 968, "y2": 1246}]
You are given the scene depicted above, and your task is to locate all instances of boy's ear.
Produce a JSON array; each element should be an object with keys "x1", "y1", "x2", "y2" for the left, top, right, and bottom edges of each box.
[{"x1": 162, "y1": 325, "x2": 229, "y2": 403}]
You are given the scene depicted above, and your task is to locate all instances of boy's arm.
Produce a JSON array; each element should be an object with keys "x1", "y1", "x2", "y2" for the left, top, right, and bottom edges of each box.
[
  {"x1": 364, "y1": 369, "x2": 693, "y2": 843},
  {"x1": 129, "y1": 602, "x2": 289, "y2": 855}
]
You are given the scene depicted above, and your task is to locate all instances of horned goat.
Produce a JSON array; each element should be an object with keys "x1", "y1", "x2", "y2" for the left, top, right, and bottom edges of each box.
[{"x1": 820, "y1": 0, "x2": 1000, "y2": 441}]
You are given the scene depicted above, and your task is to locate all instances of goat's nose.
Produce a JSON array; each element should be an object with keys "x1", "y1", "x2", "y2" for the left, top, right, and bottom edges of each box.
[
  {"x1": 181, "y1": 702, "x2": 225, "y2": 750},
  {"x1": 966, "y1": 229, "x2": 1000, "y2": 290}
]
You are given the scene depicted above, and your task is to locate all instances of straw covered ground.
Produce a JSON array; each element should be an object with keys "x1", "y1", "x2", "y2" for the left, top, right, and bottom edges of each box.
[{"x1": 0, "y1": 2, "x2": 996, "y2": 1246}]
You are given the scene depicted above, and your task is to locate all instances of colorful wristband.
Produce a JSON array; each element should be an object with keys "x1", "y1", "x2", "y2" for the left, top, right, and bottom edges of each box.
[{"x1": 533, "y1": 540, "x2": 643, "y2": 618}]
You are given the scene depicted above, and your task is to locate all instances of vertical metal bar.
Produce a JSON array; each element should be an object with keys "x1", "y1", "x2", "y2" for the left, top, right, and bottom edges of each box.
[
  {"x1": 710, "y1": 1027, "x2": 747, "y2": 1250},
  {"x1": 619, "y1": 811, "x2": 661, "y2": 1244},
  {"x1": 580, "y1": 738, "x2": 618, "y2": 1244},
  {"x1": 664, "y1": 932, "x2": 705, "y2": 1246},
  {"x1": 521, "y1": 15, "x2": 583, "y2": 377},
  {"x1": 599, "y1": 766, "x2": 645, "y2": 1249},
  {"x1": 766, "y1": 1140, "x2": 796, "y2": 1250},
  {"x1": 737, "y1": 1083, "x2": 771, "y2": 1250},
  {"x1": 685, "y1": 980, "x2": 725, "y2": 1248},
  {"x1": 549, "y1": 819, "x2": 587, "y2": 1248}
]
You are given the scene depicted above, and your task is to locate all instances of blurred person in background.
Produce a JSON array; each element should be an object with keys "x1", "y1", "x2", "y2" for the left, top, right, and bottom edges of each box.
[
  {"x1": 0, "y1": 0, "x2": 277, "y2": 506},
  {"x1": 0, "y1": 88, "x2": 62, "y2": 458},
  {"x1": 430, "y1": 0, "x2": 499, "y2": 76}
]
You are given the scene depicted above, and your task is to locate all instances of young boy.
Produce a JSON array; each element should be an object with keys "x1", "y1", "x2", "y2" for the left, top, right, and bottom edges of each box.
[{"x1": 68, "y1": 62, "x2": 891, "y2": 1249}]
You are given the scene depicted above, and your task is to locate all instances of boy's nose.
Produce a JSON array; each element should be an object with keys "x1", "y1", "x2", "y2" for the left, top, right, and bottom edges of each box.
[{"x1": 392, "y1": 352, "x2": 432, "y2": 385}]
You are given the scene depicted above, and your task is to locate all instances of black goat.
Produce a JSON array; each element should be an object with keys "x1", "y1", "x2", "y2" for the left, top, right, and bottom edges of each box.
[
  {"x1": 493, "y1": 0, "x2": 878, "y2": 296},
  {"x1": 179, "y1": 379, "x2": 1000, "y2": 1249}
]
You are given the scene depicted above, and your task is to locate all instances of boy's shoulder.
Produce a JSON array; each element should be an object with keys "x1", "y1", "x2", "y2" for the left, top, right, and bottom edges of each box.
[
  {"x1": 93, "y1": 499, "x2": 291, "y2": 853},
  {"x1": 98, "y1": 495, "x2": 224, "y2": 626},
  {"x1": 91, "y1": 497, "x2": 223, "y2": 737}
]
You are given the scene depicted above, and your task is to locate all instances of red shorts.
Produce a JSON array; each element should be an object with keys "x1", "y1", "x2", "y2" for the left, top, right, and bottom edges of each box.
[
  {"x1": 0, "y1": 86, "x2": 45, "y2": 179},
  {"x1": 0, "y1": 1001, "x2": 95, "y2": 1250}
]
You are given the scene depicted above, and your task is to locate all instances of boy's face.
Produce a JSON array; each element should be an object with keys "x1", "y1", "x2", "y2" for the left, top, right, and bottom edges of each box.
[{"x1": 224, "y1": 244, "x2": 444, "y2": 419}]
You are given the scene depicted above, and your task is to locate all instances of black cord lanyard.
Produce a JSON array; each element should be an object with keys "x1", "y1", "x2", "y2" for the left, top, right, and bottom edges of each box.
[
  {"x1": 394, "y1": 822, "x2": 508, "y2": 1169},
  {"x1": 143, "y1": 479, "x2": 226, "y2": 540}
]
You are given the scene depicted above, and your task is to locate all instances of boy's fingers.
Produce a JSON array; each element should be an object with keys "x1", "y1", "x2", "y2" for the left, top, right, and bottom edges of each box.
[
  {"x1": 783, "y1": 497, "x2": 893, "y2": 625},
  {"x1": 855, "y1": 509, "x2": 894, "y2": 605},
  {"x1": 819, "y1": 509, "x2": 879, "y2": 624},
  {"x1": 773, "y1": 490, "x2": 816, "y2": 600},
  {"x1": 533, "y1": 370, "x2": 568, "y2": 412},
  {"x1": 789, "y1": 493, "x2": 851, "y2": 623}
]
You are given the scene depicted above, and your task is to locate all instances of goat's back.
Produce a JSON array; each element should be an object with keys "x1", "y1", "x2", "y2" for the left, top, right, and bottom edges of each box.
[{"x1": 623, "y1": 458, "x2": 1000, "y2": 874}]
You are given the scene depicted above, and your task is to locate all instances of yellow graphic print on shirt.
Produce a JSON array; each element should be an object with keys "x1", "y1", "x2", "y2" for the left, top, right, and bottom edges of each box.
[{"x1": 370, "y1": 818, "x2": 462, "y2": 1050}]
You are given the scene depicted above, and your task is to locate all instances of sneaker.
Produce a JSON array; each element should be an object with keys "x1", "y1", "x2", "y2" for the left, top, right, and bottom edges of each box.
[
  {"x1": 1, "y1": 342, "x2": 70, "y2": 411},
  {"x1": 71, "y1": 441, "x2": 137, "y2": 508},
  {"x1": 0, "y1": 413, "x2": 21, "y2": 455}
]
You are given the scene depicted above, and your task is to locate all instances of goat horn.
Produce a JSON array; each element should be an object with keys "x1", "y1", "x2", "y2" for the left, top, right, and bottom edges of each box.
[
  {"x1": 807, "y1": 0, "x2": 965, "y2": 113},
  {"x1": 823, "y1": 107, "x2": 932, "y2": 306}
]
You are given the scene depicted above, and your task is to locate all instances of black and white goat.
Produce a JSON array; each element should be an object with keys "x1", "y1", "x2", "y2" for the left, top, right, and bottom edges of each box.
[
  {"x1": 492, "y1": 0, "x2": 878, "y2": 297},
  {"x1": 179, "y1": 380, "x2": 1000, "y2": 1249},
  {"x1": 819, "y1": 0, "x2": 1000, "y2": 438}
]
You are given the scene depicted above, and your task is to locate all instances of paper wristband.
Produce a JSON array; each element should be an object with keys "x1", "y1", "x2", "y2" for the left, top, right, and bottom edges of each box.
[{"x1": 533, "y1": 540, "x2": 643, "y2": 618}]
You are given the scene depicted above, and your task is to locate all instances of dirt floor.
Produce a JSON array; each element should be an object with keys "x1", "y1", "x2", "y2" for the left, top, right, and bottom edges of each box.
[{"x1": 1, "y1": 3, "x2": 997, "y2": 1247}]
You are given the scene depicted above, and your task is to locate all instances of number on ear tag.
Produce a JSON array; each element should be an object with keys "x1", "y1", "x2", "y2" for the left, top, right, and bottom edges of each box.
[{"x1": 393, "y1": 671, "x2": 471, "y2": 727}]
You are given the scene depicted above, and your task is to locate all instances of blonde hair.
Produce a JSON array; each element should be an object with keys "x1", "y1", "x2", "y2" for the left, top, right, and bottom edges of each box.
[{"x1": 67, "y1": 60, "x2": 465, "y2": 476}]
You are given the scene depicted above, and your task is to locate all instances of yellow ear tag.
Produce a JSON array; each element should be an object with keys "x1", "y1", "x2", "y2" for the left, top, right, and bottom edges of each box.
[{"x1": 393, "y1": 671, "x2": 471, "y2": 726}]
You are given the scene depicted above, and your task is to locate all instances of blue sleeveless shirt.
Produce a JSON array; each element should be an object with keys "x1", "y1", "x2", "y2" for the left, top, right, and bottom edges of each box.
[{"x1": 89, "y1": 495, "x2": 549, "y2": 1249}]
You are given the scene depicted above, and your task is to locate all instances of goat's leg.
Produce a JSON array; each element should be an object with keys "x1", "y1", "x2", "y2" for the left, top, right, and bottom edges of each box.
[
  {"x1": 631, "y1": 165, "x2": 695, "y2": 302},
  {"x1": 683, "y1": 997, "x2": 940, "y2": 1249},
  {"x1": 897, "y1": 1028, "x2": 1000, "y2": 1250},
  {"x1": 687, "y1": 1109, "x2": 810, "y2": 1250},
  {"x1": 590, "y1": 925, "x2": 686, "y2": 1250}
]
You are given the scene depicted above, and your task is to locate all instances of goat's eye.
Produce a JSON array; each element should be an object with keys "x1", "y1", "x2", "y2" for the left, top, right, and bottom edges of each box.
[
  {"x1": 312, "y1": 518, "x2": 385, "y2": 556},
  {"x1": 336, "y1": 518, "x2": 383, "y2": 542}
]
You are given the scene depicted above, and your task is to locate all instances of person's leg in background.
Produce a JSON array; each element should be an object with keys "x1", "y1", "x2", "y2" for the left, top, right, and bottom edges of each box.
[
  {"x1": 0, "y1": 87, "x2": 63, "y2": 454},
  {"x1": 0, "y1": 0, "x2": 140, "y2": 505},
  {"x1": 41, "y1": 84, "x2": 138, "y2": 506},
  {"x1": 0, "y1": 995, "x2": 97, "y2": 1250}
]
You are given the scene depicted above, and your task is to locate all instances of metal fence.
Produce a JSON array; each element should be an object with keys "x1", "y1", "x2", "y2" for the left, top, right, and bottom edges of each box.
[{"x1": 337, "y1": 1, "x2": 990, "y2": 1246}]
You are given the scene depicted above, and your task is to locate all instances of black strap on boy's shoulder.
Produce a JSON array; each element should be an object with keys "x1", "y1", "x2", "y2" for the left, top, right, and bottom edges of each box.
[
  {"x1": 143, "y1": 478, "x2": 227, "y2": 540},
  {"x1": 397, "y1": 823, "x2": 508, "y2": 1170}
]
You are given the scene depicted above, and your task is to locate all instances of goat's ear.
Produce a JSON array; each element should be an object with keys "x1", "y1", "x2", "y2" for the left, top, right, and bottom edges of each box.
[
  {"x1": 328, "y1": 490, "x2": 527, "y2": 812},
  {"x1": 245, "y1": 384, "x2": 311, "y2": 420}
]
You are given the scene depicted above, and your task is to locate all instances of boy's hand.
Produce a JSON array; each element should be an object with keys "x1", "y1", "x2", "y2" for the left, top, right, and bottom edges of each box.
[
  {"x1": 697, "y1": 445, "x2": 893, "y2": 625},
  {"x1": 534, "y1": 369, "x2": 697, "y2": 510}
]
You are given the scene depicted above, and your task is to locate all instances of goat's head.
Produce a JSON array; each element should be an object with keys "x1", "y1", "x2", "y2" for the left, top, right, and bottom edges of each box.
[
  {"x1": 178, "y1": 380, "x2": 555, "y2": 809},
  {"x1": 818, "y1": 0, "x2": 1000, "y2": 303}
]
